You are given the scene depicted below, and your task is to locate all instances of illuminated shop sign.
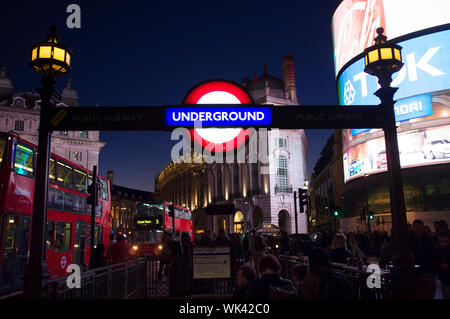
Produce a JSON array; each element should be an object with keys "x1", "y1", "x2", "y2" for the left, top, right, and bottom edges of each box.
[
  {"x1": 351, "y1": 94, "x2": 433, "y2": 136},
  {"x1": 165, "y1": 107, "x2": 272, "y2": 126},
  {"x1": 338, "y1": 29, "x2": 450, "y2": 107}
]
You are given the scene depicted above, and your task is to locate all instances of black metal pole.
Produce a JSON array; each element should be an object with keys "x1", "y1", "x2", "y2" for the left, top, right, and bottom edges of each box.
[
  {"x1": 376, "y1": 87, "x2": 416, "y2": 298},
  {"x1": 293, "y1": 191, "x2": 298, "y2": 236},
  {"x1": 23, "y1": 77, "x2": 54, "y2": 298},
  {"x1": 89, "y1": 165, "x2": 97, "y2": 270}
]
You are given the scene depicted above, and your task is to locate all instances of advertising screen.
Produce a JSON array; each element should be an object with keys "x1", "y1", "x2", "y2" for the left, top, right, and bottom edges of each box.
[
  {"x1": 337, "y1": 29, "x2": 450, "y2": 106},
  {"x1": 343, "y1": 124, "x2": 450, "y2": 182},
  {"x1": 332, "y1": 0, "x2": 450, "y2": 75}
]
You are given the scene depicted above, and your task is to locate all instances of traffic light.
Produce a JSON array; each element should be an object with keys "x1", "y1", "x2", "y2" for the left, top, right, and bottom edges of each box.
[
  {"x1": 167, "y1": 203, "x2": 175, "y2": 217},
  {"x1": 332, "y1": 206, "x2": 343, "y2": 218},
  {"x1": 87, "y1": 179, "x2": 98, "y2": 207},
  {"x1": 298, "y1": 188, "x2": 308, "y2": 213},
  {"x1": 368, "y1": 211, "x2": 375, "y2": 220}
]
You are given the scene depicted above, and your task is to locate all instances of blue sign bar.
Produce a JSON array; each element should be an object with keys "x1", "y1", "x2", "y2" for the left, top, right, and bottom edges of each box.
[{"x1": 165, "y1": 107, "x2": 272, "y2": 126}]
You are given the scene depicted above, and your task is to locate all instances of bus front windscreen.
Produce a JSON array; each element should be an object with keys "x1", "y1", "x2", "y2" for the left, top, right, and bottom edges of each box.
[{"x1": 133, "y1": 203, "x2": 164, "y2": 244}]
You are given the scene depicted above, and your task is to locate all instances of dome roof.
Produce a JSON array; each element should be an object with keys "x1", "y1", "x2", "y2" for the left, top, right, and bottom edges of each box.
[
  {"x1": 61, "y1": 77, "x2": 78, "y2": 98},
  {"x1": 254, "y1": 65, "x2": 284, "y2": 90}
]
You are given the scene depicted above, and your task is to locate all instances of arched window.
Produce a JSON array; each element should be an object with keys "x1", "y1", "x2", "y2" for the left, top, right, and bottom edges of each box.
[{"x1": 234, "y1": 211, "x2": 244, "y2": 233}]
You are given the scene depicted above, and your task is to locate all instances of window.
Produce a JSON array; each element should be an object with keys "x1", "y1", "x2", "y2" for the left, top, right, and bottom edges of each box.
[
  {"x1": 252, "y1": 163, "x2": 259, "y2": 191},
  {"x1": 80, "y1": 131, "x2": 88, "y2": 139},
  {"x1": 277, "y1": 156, "x2": 288, "y2": 187},
  {"x1": 278, "y1": 138, "x2": 286, "y2": 147},
  {"x1": 59, "y1": 131, "x2": 68, "y2": 136},
  {"x1": 217, "y1": 170, "x2": 223, "y2": 197},
  {"x1": 14, "y1": 120, "x2": 24, "y2": 131},
  {"x1": 57, "y1": 161, "x2": 74, "y2": 189},
  {"x1": 14, "y1": 143, "x2": 34, "y2": 177},
  {"x1": 72, "y1": 151, "x2": 82, "y2": 161},
  {"x1": 49, "y1": 158, "x2": 56, "y2": 184},
  {"x1": 54, "y1": 222, "x2": 72, "y2": 252},
  {"x1": 74, "y1": 168, "x2": 88, "y2": 193},
  {"x1": 46, "y1": 221, "x2": 54, "y2": 249}
]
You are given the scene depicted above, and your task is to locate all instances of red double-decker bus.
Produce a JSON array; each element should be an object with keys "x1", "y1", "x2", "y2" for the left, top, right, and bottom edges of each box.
[
  {"x1": 0, "y1": 131, "x2": 111, "y2": 295},
  {"x1": 132, "y1": 202, "x2": 192, "y2": 256}
]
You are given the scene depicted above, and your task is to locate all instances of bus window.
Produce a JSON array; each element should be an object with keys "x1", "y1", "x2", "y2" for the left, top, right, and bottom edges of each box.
[
  {"x1": 0, "y1": 137, "x2": 6, "y2": 164},
  {"x1": 54, "y1": 222, "x2": 72, "y2": 253},
  {"x1": 57, "y1": 161, "x2": 74, "y2": 189},
  {"x1": 74, "y1": 168, "x2": 88, "y2": 193},
  {"x1": 46, "y1": 221, "x2": 54, "y2": 249},
  {"x1": 14, "y1": 143, "x2": 34, "y2": 177},
  {"x1": 49, "y1": 158, "x2": 56, "y2": 184}
]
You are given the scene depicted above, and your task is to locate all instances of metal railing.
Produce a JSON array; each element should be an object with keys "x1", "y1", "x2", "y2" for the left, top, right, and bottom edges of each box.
[
  {"x1": 278, "y1": 255, "x2": 393, "y2": 299},
  {"x1": 47, "y1": 258, "x2": 147, "y2": 299}
]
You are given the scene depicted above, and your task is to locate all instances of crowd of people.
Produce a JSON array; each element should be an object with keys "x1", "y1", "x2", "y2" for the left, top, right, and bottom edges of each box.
[{"x1": 93, "y1": 218, "x2": 449, "y2": 299}]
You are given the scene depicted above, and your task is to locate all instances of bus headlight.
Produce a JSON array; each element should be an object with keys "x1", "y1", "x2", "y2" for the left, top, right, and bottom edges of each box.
[
  {"x1": 133, "y1": 245, "x2": 138, "y2": 251},
  {"x1": 158, "y1": 245, "x2": 163, "y2": 250},
  {"x1": 275, "y1": 244, "x2": 279, "y2": 249}
]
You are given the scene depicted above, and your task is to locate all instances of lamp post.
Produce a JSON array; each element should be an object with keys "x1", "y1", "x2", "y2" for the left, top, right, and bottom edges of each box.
[
  {"x1": 23, "y1": 26, "x2": 72, "y2": 298},
  {"x1": 363, "y1": 27, "x2": 416, "y2": 298}
]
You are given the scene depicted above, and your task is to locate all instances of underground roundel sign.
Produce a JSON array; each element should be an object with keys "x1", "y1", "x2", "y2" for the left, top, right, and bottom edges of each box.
[{"x1": 182, "y1": 80, "x2": 255, "y2": 153}]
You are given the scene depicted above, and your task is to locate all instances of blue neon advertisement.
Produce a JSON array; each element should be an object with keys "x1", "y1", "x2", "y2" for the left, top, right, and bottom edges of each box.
[
  {"x1": 165, "y1": 107, "x2": 272, "y2": 126},
  {"x1": 338, "y1": 29, "x2": 450, "y2": 107},
  {"x1": 351, "y1": 93, "x2": 433, "y2": 136}
]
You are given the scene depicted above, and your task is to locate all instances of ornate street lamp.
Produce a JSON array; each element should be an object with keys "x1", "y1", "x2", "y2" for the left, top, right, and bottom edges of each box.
[
  {"x1": 364, "y1": 28, "x2": 416, "y2": 298},
  {"x1": 23, "y1": 26, "x2": 72, "y2": 298}
]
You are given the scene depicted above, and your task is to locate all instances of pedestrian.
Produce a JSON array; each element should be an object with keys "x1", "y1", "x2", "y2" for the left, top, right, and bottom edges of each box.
[
  {"x1": 410, "y1": 219, "x2": 439, "y2": 299},
  {"x1": 215, "y1": 228, "x2": 229, "y2": 244},
  {"x1": 348, "y1": 232, "x2": 365, "y2": 264},
  {"x1": 232, "y1": 266, "x2": 256, "y2": 299},
  {"x1": 245, "y1": 254, "x2": 297, "y2": 299},
  {"x1": 279, "y1": 231, "x2": 290, "y2": 255},
  {"x1": 249, "y1": 229, "x2": 266, "y2": 274},
  {"x1": 329, "y1": 233, "x2": 352, "y2": 264},
  {"x1": 106, "y1": 232, "x2": 131, "y2": 265},
  {"x1": 291, "y1": 264, "x2": 308, "y2": 297},
  {"x1": 158, "y1": 231, "x2": 173, "y2": 280},
  {"x1": 300, "y1": 247, "x2": 350, "y2": 299},
  {"x1": 436, "y1": 230, "x2": 450, "y2": 299}
]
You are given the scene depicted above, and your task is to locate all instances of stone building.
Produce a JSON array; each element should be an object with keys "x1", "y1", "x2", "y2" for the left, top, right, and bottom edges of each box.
[
  {"x1": 155, "y1": 54, "x2": 308, "y2": 236},
  {"x1": 308, "y1": 130, "x2": 345, "y2": 232},
  {"x1": 0, "y1": 67, "x2": 104, "y2": 170}
]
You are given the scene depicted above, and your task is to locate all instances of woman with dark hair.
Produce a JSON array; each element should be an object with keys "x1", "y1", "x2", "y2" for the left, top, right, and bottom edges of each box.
[
  {"x1": 232, "y1": 266, "x2": 256, "y2": 299},
  {"x1": 245, "y1": 254, "x2": 297, "y2": 299}
]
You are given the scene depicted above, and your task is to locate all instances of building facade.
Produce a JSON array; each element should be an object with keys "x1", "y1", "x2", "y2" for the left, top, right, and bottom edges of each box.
[
  {"x1": 106, "y1": 171, "x2": 159, "y2": 235},
  {"x1": 309, "y1": 130, "x2": 345, "y2": 232},
  {"x1": 0, "y1": 67, "x2": 104, "y2": 171},
  {"x1": 156, "y1": 54, "x2": 309, "y2": 236}
]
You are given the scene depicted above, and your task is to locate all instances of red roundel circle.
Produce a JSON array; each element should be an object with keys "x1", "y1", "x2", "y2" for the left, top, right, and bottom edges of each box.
[{"x1": 183, "y1": 80, "x2": 254, "y2": 153}]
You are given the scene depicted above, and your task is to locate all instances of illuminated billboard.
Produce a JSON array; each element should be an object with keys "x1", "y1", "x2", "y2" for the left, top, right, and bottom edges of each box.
[
  {"x1": 343, "y1": 124, "x2": 450, "y2": 182},
  {"x1": 338, "y1": 29, "x2": 450, "y2": 106},
  {"x1": 333, "y1": 2, "x2": 450, "y2": 183},
  {"x1": 332, "y1": 0, "x2": 450, "y2": 75}
]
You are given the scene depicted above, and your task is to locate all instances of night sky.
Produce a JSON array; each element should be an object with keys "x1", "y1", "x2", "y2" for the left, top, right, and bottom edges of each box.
[{"x1": 1, "y1": 0, "x2": 342, "y2": 191}]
